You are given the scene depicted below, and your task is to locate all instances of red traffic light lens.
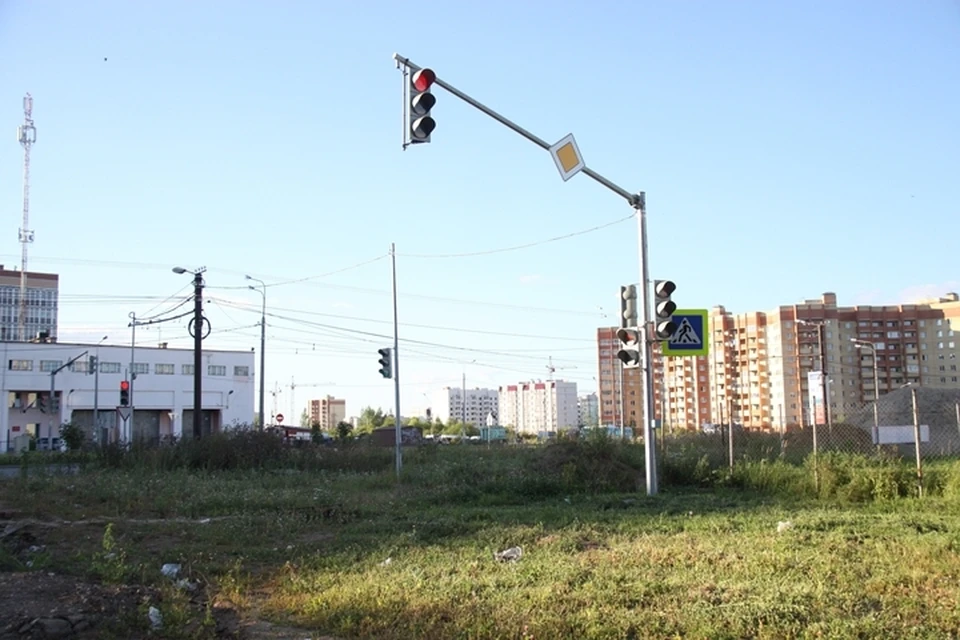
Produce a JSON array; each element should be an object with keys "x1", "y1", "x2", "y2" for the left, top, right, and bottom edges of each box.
[
  {"x1": 120, "y1": 381, "x2": 130, "y2": 391},
  {"x1": 412, "y1": 68, "x2": 436, "y2": 92}
]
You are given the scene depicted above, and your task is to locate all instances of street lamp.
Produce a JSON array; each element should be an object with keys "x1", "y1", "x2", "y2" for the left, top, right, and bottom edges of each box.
[
  {"x1": 851, "y1": 338, "x2": 880, "y2": 446},
  {"x1": 173, "y1": 266, "x2": 206, "y2": 439},
  {"x1": 92, "y1": 335, "x2": 108, "y2": 445},
  {"x1": 246, "y1": 275, "x2": 267, "y2": 431}
]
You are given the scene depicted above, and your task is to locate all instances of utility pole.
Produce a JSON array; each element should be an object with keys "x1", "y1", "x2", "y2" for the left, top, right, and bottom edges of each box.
[
  {"x1": 50, "y1": 351, "x2": 89, "y2": 447},
  {"x1": 461, "y1": 371, "x2": 467, "y2": 440},
  {"x1": 393, "y1": 54, "x2": 658, "y2": 494},
  {"x1": 246, "y1": 275, "x2": 267, "y2": 430},
  {"x1": 193, "y1": 270, "x2": 204, "y2": 439}
]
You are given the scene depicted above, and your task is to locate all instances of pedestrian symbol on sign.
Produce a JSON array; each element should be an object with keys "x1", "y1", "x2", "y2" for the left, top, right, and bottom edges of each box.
[{"x1": 672, "y1": 318, "x2": 701, "y2": 345}]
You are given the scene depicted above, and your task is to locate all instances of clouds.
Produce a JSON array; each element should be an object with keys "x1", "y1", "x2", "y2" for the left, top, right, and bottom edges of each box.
[{"x1": 897, "y1": 281, "x2": 960, "y2": 304}]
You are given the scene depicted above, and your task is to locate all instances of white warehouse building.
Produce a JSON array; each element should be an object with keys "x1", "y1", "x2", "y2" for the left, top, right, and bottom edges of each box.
[
  {"x1": 430, "y1": 386, "x2": 499, "y2": 427},
  {"x1": 1, "y1": 341, "x2": 255, "y2": 451},
  {"x1": 498, "y1": 380, "x2": 578, "y2": 435}
]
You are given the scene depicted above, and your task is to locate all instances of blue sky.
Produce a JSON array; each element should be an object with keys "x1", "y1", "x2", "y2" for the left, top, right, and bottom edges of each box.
[{"x1": 1, "y1": 1, "x2": 958, "y2": 421}]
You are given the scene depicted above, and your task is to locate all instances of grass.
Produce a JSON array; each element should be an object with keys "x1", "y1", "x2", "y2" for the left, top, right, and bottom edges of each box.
[{"x1": 3, "y1": 430, "x2": 960, "y2": 638}]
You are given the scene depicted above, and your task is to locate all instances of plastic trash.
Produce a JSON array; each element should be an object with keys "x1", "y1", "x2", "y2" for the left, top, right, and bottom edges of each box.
[
  {"x1": 495, "y1": 546, "x2": 523, "y2": 562},
  {"x1": 160, "y1": 563, "x2": 181, "y2": 578}
]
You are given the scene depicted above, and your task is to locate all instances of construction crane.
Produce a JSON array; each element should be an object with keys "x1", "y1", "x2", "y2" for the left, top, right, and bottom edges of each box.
[
  {"x1": 17, "y1": 93, "x2": 36, "y2": 343},
  {"x1": 288, "y1": 377, "x2": 335, "y2": 424},
  {"x1": 546, "y1": 356, "x2": 577, "y2": 381}
]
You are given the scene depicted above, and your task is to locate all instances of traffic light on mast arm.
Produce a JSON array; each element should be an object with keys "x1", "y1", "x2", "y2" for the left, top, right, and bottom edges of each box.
[
  {"x1": 378, "y1": 348, "x2": 393, "y2": 379},
  {"x1": 408, "y1": 68, "x2": 437, "y2": 144},
  {"x1": 120, "y1": 380, "x2": 130, "y2": 407},
  {"x1": 653, "y1": 280, "x2": 678, "y2": 340},
  {"x1": 616, "y1": 328, "x2": 642, "y2": 369}
]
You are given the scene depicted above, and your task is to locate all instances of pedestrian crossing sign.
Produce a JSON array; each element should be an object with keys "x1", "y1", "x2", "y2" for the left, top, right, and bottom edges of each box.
[{"x1": 662, "y1": 309, "x2": 709, "y2": 357}]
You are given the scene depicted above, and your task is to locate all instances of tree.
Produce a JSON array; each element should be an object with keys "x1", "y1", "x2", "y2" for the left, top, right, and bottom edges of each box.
[
  {"x1": 310, "y1": 420, "x2": 324, "y2": 443},
  {"x1": 300, "y1": 409, "x2": 311, "y2": 427},
  {"x1": 335, "y1": 420, "x2": 353, "y2": 440},
  {"x1": 356, "y1": 407, "x2": 386, "y2": 435}
]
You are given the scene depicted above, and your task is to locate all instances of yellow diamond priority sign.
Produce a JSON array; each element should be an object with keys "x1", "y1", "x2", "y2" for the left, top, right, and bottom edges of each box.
[{"x1": 549, "y1": 133, "x2": 585, "y2": 182}]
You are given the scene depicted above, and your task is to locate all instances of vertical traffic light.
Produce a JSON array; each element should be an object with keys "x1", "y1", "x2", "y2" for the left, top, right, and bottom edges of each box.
[
  {"x1": 408, "y1": 68, "x2": 437, "y2": 144},
  {"x1": 616, "y1": 327, "x2": 642, "y2": 369},
  {"x1": 620, "y1": 285, "x2": 637, "y2": 329},
  {"x1": 378, "y1": 348, "x2": 393, "y2": 379},
  {"x1": 36, "y1": 393, "x2": 46, "y2": 413},
  {"x1": 120, "y1": 380, "x2": 130, "y2": 406},
  {"x1": 653, "y1": 280, "x2": 678, "y2": 340}
]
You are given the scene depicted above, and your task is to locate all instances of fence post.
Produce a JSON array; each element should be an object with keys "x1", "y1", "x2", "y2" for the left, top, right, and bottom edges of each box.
[{"x1": 911, "y1": 387, "x2": 923, "y2": 498}]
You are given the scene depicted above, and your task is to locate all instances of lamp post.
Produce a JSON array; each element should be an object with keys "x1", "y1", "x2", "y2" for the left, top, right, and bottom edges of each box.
[
  {"x1": 797, "y1": 319, "x2": 831, "y2": 431},
  {"x1": 173, "y1": 266, "x2": 206, "y2": 439},
  {"x1": 852, "y1": 338, "x2": 880, "y2": 446},
  {"x1": 92, "y1": 335, "x2": 108, "y2": 445},
  {"x1": 246, "y1": 275, "x2": 267, "y2": 431}
]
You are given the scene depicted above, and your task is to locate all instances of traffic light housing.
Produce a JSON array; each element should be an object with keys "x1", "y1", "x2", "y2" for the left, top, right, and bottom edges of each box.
[
  {"x1": 36, "y1": 393, "x2": 46, "y2": 413},
  {"x1": 619, "y1": 285, "x2": 637, "y2": 329},
  {"x1": 88, "y1": 355, "x2": 97, "y2": 375},
  {"x1": 120, "y1": 380, "x2": 130, "y2": 406},
  {"x1": 50, "y1": 394, "x2": 59, "y2": 413},
  {"x1": 654, "y1": 280, "x2": 678, "y2": 340},
  {"x1": 378, "y1": 348, "x2": 393, "y2": 379},
  {"x1": 408, "y1": 68, "x2": 437, "y2": 144},
  {"x1": 616, "y1": 328, "x2": 642, "y2": 369}
]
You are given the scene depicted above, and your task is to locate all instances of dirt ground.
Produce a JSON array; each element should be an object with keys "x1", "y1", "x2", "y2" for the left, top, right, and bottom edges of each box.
[{"x1": 0, "y1": 509, "x2": 331, "y2": 640}]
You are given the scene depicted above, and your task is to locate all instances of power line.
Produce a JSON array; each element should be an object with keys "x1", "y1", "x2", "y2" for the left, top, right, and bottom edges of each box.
[
  {"x1": 396, "y1": 212, "x2": 636, "y2": 259},
  {"x1": 209, "y1": 296, "x2": 594, "y2": 343}
]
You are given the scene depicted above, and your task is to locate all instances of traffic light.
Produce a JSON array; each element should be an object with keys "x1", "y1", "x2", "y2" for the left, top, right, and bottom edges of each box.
[
  {"x1": 653, "y1": 280, "x2": 678, "y2": 340},
  {"x1": 50, "y1": 394, "x2": 59, "y2": 413},
  {"x1": 616, "y1": 328, "x2": 642, "y2": 369},
  {"x1": 36, "y1": 393, "x2": 46, "y2": 413},
  {"x1": 408, "y1": 68, "x2": 437, "y2": 144},
  {"x1": 88, "y1": 355, "x2": 97, "y2": 375},
  {"x1": 120, "y1": 380, "x2": 130, "y2": 406},
  {"x1": 378, "y1": 348, "x2": 393, "y2": 379},
  {"x1": 619, "y1": 285, "x2": 637, "y2": 329}
]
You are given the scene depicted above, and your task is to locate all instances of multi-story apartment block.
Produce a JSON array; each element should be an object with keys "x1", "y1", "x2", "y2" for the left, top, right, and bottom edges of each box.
[
  {"x1": 577, "y1": 392, "x2": 599, "y2": 427},
  {"x1": 599, "y1": 292, "x2": 960, "y2": 432},
  {"x1": 309, "y1": 395, "x2": 345, "y2": 430},
  {"x1": 1, "y1": 341, "x2": 254, "y2": 451},
  {"x1": 0, "y1": 265, "x2": 58, "y2": 342},
  {"x1": 498, "y1": 380, "x2": 578, "y2": 434},
  {"x1": 431, "y1": 386, "x2": 499, "y2": 427}
]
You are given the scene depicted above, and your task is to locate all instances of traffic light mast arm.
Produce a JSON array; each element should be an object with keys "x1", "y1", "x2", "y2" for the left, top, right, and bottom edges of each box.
[{"x1": 392, "y1": 53, "x2": 638, "y2": 207}]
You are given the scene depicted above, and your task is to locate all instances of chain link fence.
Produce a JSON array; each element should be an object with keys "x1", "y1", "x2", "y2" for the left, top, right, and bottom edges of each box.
[{"x1": 659, "y1": 387, "x2": 960, "y2": 473}]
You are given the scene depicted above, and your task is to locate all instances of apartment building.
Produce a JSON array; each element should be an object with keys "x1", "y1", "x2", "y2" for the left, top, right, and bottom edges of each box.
[
  {"x1": 431, "y1": 386, "x2": 499, "y2": 427},
  {"x1": 596, "y1": 327, "x2": 710, "y2": 431},
  {"x1": 309, "y1": 395, "x2": 346, "y2": 430},
  {"x1": 598, "y1": 291, "x2": 960, "y2": 432},
  {"x1": 498, "y1": 380, "x2": 578, "y2": 434},
  {"x1": 2, "y1": 341, "x2": 254, "y2": 451},
  {"x1": 577, "y1": 392, "x2": 599, "y2": 427},
  {"x1": 0, "y1": 265, "x2": 58, "y2": 342}
]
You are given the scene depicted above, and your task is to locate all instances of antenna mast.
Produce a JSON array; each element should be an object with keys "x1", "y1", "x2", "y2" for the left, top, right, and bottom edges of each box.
[{"x1": 17, "y1": 93, "x2": 36, "y2": 342}]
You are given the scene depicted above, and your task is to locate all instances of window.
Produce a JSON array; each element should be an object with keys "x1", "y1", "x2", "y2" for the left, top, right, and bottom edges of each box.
[
  {"x1": 132, "y1": 362, "x2": 149, "y2": 375},
  {"x1": 234, "y1": 366, "x2": 250, "y2": 377},
  {"x1": 8, "y1": 359, "x2": 32, "y2": 371},
  {"x1": 182, "y1": 364, "x2": 194, "y2": 375},
  {"x1": 208, "y1": 365, "x2": 226, "y2": 376},
  {"x1": 155, "y1": 363, "x2": 175, "y2": 375},
  {"x1": 70, "y1": 360, "x2": 90, "y2": 373},
  {"x1": 40, "y1": 360, "x2": 62, "y2": 372},
  {"x1": 99, "y1": 362, "x2": 121, "y2": 373}
]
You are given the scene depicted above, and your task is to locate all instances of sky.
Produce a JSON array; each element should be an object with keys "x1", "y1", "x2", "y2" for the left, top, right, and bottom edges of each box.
[{"x1": 0, "y1": 1, "x2": 958, "y2": 422}]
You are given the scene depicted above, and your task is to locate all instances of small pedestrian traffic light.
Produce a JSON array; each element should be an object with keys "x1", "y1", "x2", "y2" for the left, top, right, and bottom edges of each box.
[
  {"x1": 378, "y1": 348, "x2": 393, "y2": 379},
  {"x1": 120, "y1": 380, "x2": 130, "y2": 407},
  {"x1": 654, "y1": 280, "x2": 678, "y2": 340},
  {"x1": 620, "y1": 284, "x2": 637, "y2": 329},
  {"x1": 408, "y1": 68, "x2": 437, "y2": 144},
  {"x1": 616, "y1": 328, "x2": 642, "y2": 369}
]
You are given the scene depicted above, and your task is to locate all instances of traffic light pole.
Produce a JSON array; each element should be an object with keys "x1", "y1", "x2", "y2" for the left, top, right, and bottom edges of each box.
[
  {"x1": 393, "y1": 53, "x2": 657, "y2": 494},
  {"x1": 193, "y1": 271, "x2": 204, "y2": 439},
  {"x1": 391, "y1": 243, "x2": 402, "y2": 479}
]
